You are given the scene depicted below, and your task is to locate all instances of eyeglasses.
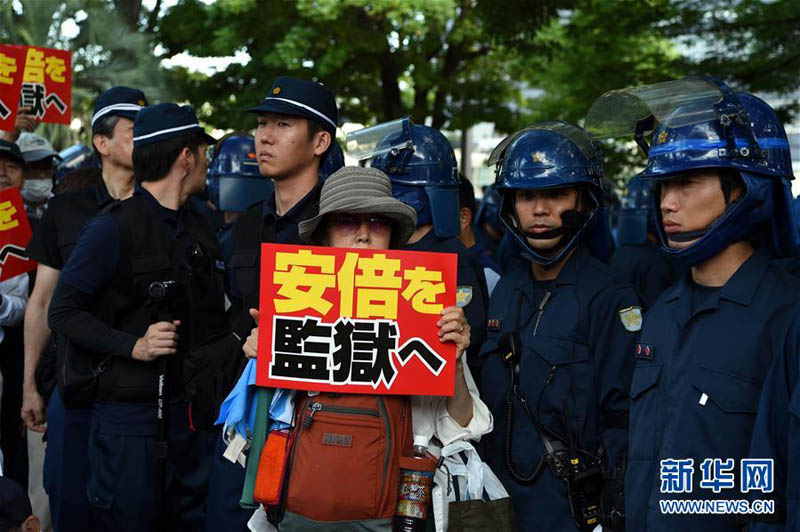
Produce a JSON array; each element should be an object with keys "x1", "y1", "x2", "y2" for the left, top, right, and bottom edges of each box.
[{"x1": 327, "y1": 213, "x2": 393, "y2": 235}]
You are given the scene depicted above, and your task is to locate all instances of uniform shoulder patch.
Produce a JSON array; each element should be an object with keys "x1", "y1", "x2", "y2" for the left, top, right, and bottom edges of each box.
[
  {"x1": 456, "y1": 286, "x2": 473, "y2": 307},
  {"x1": 618, "y1": 306, "x2": 643, "y2": 332}
]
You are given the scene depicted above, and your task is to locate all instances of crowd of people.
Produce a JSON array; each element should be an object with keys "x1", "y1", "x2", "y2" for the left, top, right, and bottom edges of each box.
[{"x1": 0, "y1": 72, "x2": 799, "y2": 532}]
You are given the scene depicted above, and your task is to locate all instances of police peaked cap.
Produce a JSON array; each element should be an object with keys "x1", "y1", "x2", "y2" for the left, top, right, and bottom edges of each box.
[
  {"x1": 247, "y1": 76, "x2": 338, "y2": 135},
  {"x1": 133, "y1": 103, "x2": 217, "y2": 147},
  {"x1": 92, "y1": 86, "x2": 149, "y2": 130}
]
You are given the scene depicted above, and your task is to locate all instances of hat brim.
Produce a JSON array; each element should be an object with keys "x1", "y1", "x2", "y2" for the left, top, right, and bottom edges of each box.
[
  {"x1": 22, "y1": 149, "x2": 61, "y2": 163},
  {"x1": 299, "y1": 197, "x2": 417, "y2": 247},
  {"x1": 246, "y1": 99, "x2": 336, "y2": 133}
]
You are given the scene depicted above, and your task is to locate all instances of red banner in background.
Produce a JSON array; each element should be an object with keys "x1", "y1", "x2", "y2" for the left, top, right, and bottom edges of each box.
[
  {"x1": 256, "y1": 243, "x2": 458, "y2": 396},
  {"x1": 0, "y1": 44, "x2": 71, "y2": 129},
  {"x1": 0, "y1": 187, "x2": 36, "y2": 282},
  {"x1": 0, "y1": 46, "x2": 25, "y2": 131}
]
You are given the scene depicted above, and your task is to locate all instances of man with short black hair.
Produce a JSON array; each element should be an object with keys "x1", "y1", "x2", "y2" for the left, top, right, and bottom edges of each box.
[
  {"x1": 205, "y1": 75, "x2": 342, "y2": 532},
  {"x1": 0, "y1": 476, "x2": 40, "y2": 532},
  {"x1": 48, "y1": 103, "x2": 226, "y2": 530},
  {"x1": 21, "y1": 85, "x2": 147, "y2": 532}
]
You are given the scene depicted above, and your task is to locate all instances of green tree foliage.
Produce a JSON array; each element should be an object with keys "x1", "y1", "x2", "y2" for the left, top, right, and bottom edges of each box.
[{"x1": 158, "y1": 0, "x2": 566, "y2": 131}]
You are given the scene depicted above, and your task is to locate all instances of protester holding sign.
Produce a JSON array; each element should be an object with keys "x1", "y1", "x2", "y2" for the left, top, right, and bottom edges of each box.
[
  {"x1": 237, "y1": 166, "x2": 491, "y2": 530},
  {"x1": 0, "y1": 139, "x2": 32, "y2": 492}
]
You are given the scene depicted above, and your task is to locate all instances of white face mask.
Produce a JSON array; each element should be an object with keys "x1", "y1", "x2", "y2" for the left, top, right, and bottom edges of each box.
[{"x1": 21, "y1": 179, "x2": 53, "y2": 203}]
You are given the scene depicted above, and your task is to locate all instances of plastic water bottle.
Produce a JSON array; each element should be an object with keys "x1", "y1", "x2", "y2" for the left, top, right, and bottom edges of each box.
[{"x1": 393, "y1": 445, "x2": 437, "y2": 532}]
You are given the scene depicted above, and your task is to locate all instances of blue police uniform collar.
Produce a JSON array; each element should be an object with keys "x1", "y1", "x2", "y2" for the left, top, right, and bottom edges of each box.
[
  {"x1": 663, "y1": 245, "x2": 774, "y2": 327},
  {"x1": 261, "y1": 180, "x2": 322, "y2": 222},
  {"x1": 505, "y1": 245, "x2": 590, "y2": 305},
  {"x1": 402, "y1": 227, "x2": 441, "y2": 251}
]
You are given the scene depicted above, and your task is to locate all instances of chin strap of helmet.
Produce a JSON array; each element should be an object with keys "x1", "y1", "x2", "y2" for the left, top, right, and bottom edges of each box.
[
  {"x1": 511, "y1": 188, "x2": 591, "y2": 256},
  {"x1": 659, "y1": 172, "x2": 741, "y2": 243}
]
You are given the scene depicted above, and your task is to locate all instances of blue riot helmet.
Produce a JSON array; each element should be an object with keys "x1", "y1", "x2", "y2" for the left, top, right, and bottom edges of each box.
[
  {"x1": 488, "y1": 121, "x2": 610, "y2": 267},
  {"x1": 346, "y1": 118, "x2": 460, "y2": 238},
  {"x1": 586, "y1": 75, "x2": 799, "y2": 265},
  {"x1": 474, "y1": 182, "x2": 503, "y2": 235},
  {"x1": 54, "y1": 143, "x2": 100, "y2": 184},
  {"x1": 319, "y1": 139, "x2": 345, "y2": 180},
  {"x1": 206, "y1": 133, "x2": 273, "y2": 212},
  {"x1": 616, "y1": 177, "x2": 655, "y2": 246}
]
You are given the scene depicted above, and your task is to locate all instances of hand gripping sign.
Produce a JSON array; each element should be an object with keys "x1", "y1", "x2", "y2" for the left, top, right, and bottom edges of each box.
[
  {"x1": 0, "y1": 44, "x2": 71, "y2": 130},
  {"x1": 0, "y1": 187, "x2": 36, "y2": 282},
  {"x1": 256, "y1": 243, "x2": 458, "y2": 396}
]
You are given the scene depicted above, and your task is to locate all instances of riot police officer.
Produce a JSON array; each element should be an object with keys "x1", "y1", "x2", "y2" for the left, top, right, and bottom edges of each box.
[
  {"x1": 21, "y1": 86, "x2": 147, "y2": 532},
  {"x1": 478, "y1": 121, "x2": 641, "y2": 531},
  {"x1": 347, "y1": 118, "x2": 489, "y2": 383},
  {"x1": 458, "y1": 176, "x2": 502, "y2": 295},
  {"x1": 48, "y1": 103, "x2": 226, "y2": 531},
  {"x1": 474, "y1": 182, "x2": 504, "y2": 257},
  {"x1": 586, "y1": 76, "x2": 800, "y2": 531},
  {"x1": 609, "y1": 176, "x2": 682, "y2": 306},
  {"x1": 205, "y1": 133, "x2": 273, "y2": 265}
]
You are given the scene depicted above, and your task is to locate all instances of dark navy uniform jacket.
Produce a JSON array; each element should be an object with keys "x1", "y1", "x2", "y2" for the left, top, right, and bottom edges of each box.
[
  {"x1": 404, "y1": 230, "x2": 489, "y2": 385},
  {"x1": 479, "y1": 245, "x2": 641, "y2": 531},
  {"x1": 609, "y1": 242, "x2": 683, "y2": 307},
  {"x1": 626, "y1": 247, "x2": 800, "y2": 532}
]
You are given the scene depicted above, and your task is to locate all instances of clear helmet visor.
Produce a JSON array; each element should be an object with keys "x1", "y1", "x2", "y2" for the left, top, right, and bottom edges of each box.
[
  {"x1": 487, "y1": 120, "x2": 600, "y2": 167},
  {"x1": 345, "y1": 118, "x2": 411, "y2": 161},
  {"x1": 585, "y1": 78, "x2": 723, "y2": 139}
]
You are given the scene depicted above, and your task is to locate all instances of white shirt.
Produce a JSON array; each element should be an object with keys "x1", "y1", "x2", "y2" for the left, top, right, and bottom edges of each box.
[{"x1": 0, "y1": 273, "x2": 29, "y2": 344}]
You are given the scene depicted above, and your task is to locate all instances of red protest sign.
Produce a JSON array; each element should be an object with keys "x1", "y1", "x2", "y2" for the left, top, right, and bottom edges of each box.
[
  {"x1": 0, "y1": 187, "x2": 36, "y2": 282},
  {"x1": 256, "y1": 243, "x2": 458, "y2": 396},
  {"x1": 0, "y1": 45, "x2": 25, "y2": 131},
  {"x1": 0, "y1": 44, "x2": 71, "y2": 128}
]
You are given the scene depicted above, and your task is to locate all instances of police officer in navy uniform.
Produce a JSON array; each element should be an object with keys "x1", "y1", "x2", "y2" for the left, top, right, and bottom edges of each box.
[
  {"x1": 458, "y1": 176, "x2": 502, "y2": 296},
  {"x1": 585, "y1": 76, "x2": 800, "y2": 531},
  {"x1": 473, "y1": 182, "x2": 504, "y2": 258},
  {"x1": 47, "y1": 103, "x2": 226, "y2": 531},
  {"x1": 21, "y1": 86, "x2": 147, "y2": 532},
  {"x1": 204, "y1": 76, "x2": 342, "y2": 532},
  {"x1": 609, "y1": 176, "x2": 682, "y2": 306},
  {"x1": 478, "y1": 121, "x2": 641, "y2": 531},
  {"x1": 347, "y1": 118, "x2": 489, "y2": 384},
  {"x1": 205, "y1": 132, "x2": 274, "y2": 267}
]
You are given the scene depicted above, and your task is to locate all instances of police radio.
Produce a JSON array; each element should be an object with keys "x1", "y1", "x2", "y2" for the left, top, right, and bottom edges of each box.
[{"x1": 499, "y1": 293, "x2": 625, "y2": 531}]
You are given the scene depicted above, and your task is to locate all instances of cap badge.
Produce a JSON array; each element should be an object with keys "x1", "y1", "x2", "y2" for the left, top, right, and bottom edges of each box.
[{"x1": 272, "y1": 86, "x2": 281, "y2": 95}]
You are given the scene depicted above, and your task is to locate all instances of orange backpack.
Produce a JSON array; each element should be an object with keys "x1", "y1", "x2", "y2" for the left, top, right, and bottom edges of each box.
[{"x1": 282, "y1": 392, "x2": 413, "y2": 522}]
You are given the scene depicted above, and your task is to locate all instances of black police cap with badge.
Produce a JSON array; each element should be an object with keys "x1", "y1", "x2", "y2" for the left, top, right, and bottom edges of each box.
[
  {"x1": 247, "y1": 76, "x2": 338, "y2": 135},
  {"x1": 91, "y1": 86, "x2": 149, "y2": 131},
  {"x1": 133, "y1": 103, "x2": 217, "y2": 147}
]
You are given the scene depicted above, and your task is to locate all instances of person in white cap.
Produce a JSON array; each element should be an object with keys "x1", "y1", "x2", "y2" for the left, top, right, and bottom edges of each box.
[{"x1": 16, "y1": 132, "x2": 60, "y2": 219}]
